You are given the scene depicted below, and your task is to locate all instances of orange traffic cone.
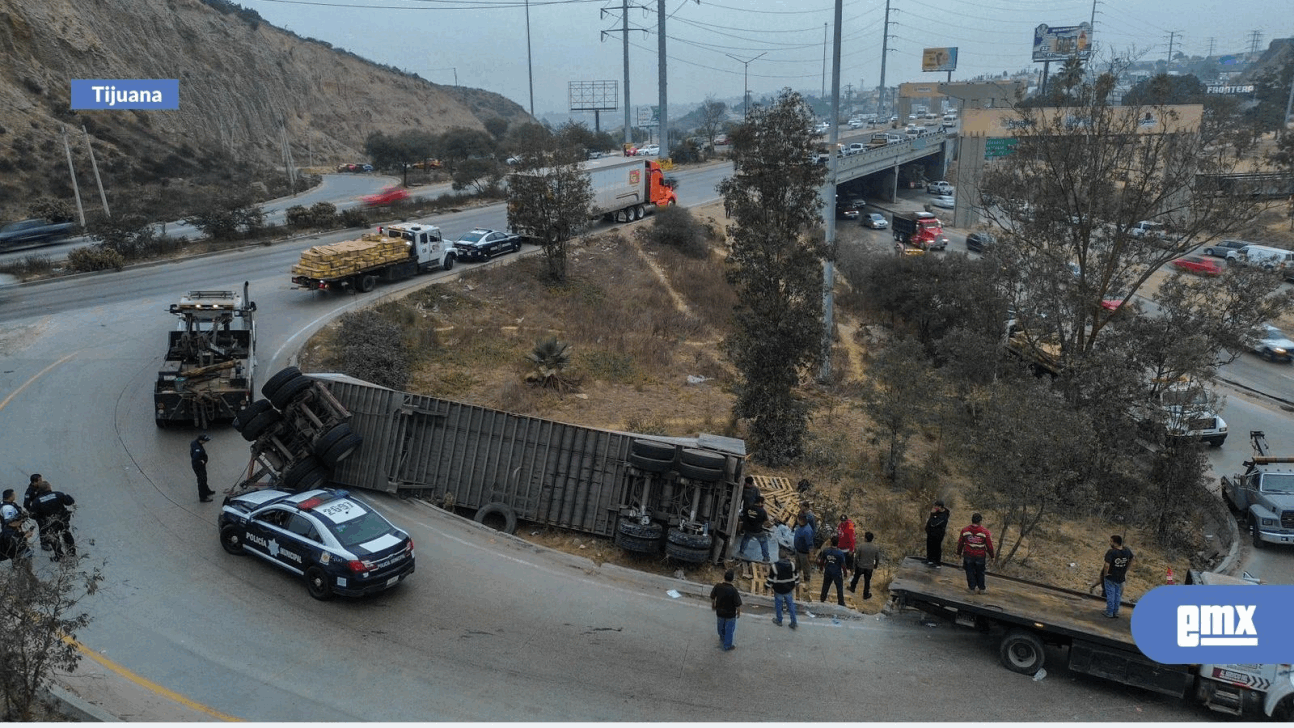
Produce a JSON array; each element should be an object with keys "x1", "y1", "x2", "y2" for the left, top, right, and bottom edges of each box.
[{"x1": 1166, "y1": 567, "x2": 1175, "y2": 585}]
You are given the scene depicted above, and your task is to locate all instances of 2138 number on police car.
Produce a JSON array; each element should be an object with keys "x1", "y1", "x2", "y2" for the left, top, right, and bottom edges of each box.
[{"x1": 218, "y1": 488, "x2": 415, "y2": 600}]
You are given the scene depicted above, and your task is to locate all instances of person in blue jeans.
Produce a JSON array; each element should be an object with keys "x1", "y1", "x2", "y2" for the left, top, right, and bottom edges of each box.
[
  {"x1": 818, "y1": 535, "x2": 848, "y2": 606},
  {"x1": 765, "y1": 549, "x2": 800, "y2": 629},
  {"x1": 710, "y1": 570, "x2": 743, "y2": 650},
  {"x1": 738, "y1": 496, "x2": 771, "y2": 562},
  {"x1": 1100, "y1": 535, "x2": 1134, "y2": 618}
]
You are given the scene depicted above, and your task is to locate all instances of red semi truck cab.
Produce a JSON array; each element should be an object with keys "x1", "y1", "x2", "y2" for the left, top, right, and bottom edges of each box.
[{"x1": 645, "y1": 160, "x2": 677, "y2": 207}]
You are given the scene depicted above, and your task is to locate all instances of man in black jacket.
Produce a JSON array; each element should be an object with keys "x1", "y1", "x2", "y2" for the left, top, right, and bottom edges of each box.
[
  {"x1": 31, "y1": 480, "x2": 76, "y2": 561},
  {"x1": 925, "y1": 500, "x2": 950, "y2": 568},
  {"x1": 191, "y1": 434, "x2": 214, "y2": 502},
  {"x1": 23, "y1": 474, "x2": 49, "y2": 551},
  {"x1": 765, "y1": 549, "x2": 800, "y2": 629}
]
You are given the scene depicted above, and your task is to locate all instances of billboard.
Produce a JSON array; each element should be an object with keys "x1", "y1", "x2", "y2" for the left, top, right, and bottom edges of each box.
[
  {"x1": 569, "y1": 80, "x2": 618, "y2": 112},
  {"x1": 922, "y1": 47, "x2": 958, "y2": 73},
  {"x1": 1032, "y1": 22, "x2": 1092, "y2": 62}
]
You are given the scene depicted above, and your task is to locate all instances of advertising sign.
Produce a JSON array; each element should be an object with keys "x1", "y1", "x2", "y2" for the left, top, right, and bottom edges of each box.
[
  {"x1": 636, "y1": 106, "x2": 659, "y2": 125},
  {"x1": 922, "y1": 47, "x2": 958, "y2": 73},
  {"x1": 1032, "y1": 22, "x2": 1093, "y2": 62}
]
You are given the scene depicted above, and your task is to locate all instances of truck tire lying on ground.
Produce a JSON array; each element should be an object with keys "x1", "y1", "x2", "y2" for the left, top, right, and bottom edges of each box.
[
  {"x1": 617, "y1": 518, "x2": 665, "y2": 541},
  {"x1": 283, "y1": 456, "x2": 329, "y2": 492},
  {"x1": 999, "y1": 630, "x2": 1045, "y2": 675},
  {"x1": 629, "y1": 452, "x2": 673, "y2": 474},
  {"x1": 664, "y1": 540, "x2": 710, "y2": 563},
  {"x1": 313, "y1": 424, "x2": 363, "y2": 467},
  {"x1": 474, "y1": 503, "x2": 518, "y2": 534},
  {"x1": 631, "y1": 439, "x2": 677, "y2": 461},
  {"x1": 260, "y1": 367, "x2": 303, "y2": 400},
  {"x1": 268, "y1": 375, "x2": 314, "y2": 410}
]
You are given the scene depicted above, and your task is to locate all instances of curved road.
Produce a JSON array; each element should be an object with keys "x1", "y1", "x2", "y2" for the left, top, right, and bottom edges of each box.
[{"x1": 0, "y1": 163, "x2": 1229, "y2": 721}]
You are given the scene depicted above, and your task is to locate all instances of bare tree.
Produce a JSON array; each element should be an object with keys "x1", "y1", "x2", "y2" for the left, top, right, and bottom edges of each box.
[
  {"x1": 696, "y1": 96, "x2": 728, "y2": 150},
  {"x1": 505, "y1": 149, "x2": 593, "y2": 283},
  {"x1": 0, "y1": 558, "x2": 103, "y2": 720},
  {"x1": 860, "y1": 337, "x2": 936, "y2": 484}
]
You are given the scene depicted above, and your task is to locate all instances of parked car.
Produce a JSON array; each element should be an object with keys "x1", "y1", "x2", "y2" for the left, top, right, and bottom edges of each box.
[
  {"x1": 965, "y1": 231, "x2": 995, "y2": 253},
  {"x1": 1251, "y1": 324, "x2": 1294, "y2": 363},
  {"x1": 931, "y1": 195, "x2": 955, "y2": 209},
  {"x1": 1171, "y1": 255, "x2": 1224, "y2": 276},
  {"x1": 1203, "y1": 239, "x2": 1249, "y2": 258},
  {"x1": 1231, "y1": 244, "x2": 1294, "y2": 276},
  {"x1": 360, "y1": 186, "x2": 409, "y2": 207},
  {"x1": 452, "y1": 229, "x2": 521, "y2": 261},
  {"x1": 927, "y1": 181, "x2": 954, "y2": 195},
  {"x1": 1129, "y1": 220, "x2": 1167, "y2": 239},
  {"x1": 862, "y1": 212, "x2": 888, "y2": 229},
  {"x1": 638, "y1": 144, "x2": 660, "y2": 156}
]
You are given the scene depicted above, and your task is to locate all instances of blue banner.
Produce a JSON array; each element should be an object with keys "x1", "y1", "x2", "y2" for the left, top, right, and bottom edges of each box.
[
  {"x1": 71, "y1": 79, "x2": 178, "y2": 110},
  {"x1": 1131, "y1": 585, "x2": 1294, "y2": 664}
]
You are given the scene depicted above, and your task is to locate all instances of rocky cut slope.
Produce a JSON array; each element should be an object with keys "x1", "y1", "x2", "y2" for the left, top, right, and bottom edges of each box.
[{"x1": 0, "y1": 0, "x2": 529, "y2": 214}]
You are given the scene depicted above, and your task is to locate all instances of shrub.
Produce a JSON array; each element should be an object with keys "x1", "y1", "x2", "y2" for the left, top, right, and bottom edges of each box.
[
  {"x1": 307, "y1": 201, "x2": 337, "y2": 226},
  {"x1": 284, "y1": 205, "x2": 311, "y2": 228},
  {"x1": 646, "y1": 204, "x2": 707, "y2": 258},
  {"x1": 338, "y1": 207, "x2": 368, "y2": 228},
  {"x1": 333, "y1": 310, "x2": 409, "y2": 390},
  {"x1": 25, "y1": 198, "x2": 75, "y2": 223},
  {"x1": 66, "y1": 245, "x2": 125, "y2": 272}
]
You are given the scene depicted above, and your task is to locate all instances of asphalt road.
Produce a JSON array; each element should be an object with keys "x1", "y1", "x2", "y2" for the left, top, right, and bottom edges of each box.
[{"x1": 0, "y1": 160, "x2": 1263, "y2": 721}]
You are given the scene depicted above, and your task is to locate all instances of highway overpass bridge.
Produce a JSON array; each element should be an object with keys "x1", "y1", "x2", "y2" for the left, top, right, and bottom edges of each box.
[{"x1": 827, "y1": 131, "x2": 954, "y2": 203}]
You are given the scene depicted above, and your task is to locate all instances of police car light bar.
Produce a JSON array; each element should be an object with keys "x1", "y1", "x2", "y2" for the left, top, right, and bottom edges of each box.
[{"x1": 296, "y1": 489, "x2": 350, "y2": 511}]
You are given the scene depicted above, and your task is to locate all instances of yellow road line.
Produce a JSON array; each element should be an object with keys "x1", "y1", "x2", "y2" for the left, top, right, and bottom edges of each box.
[
  {"x1": 65, "y1": 636, "x2": 243, "y2": 721},
  {"x1": 0, "y1": 352, "x2": 77, "y2": 411}
]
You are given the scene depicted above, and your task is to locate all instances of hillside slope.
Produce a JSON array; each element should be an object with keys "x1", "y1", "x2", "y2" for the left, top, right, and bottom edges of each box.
[{"x1": 0, "y1": 0, "x2": 528, "y2": 214}]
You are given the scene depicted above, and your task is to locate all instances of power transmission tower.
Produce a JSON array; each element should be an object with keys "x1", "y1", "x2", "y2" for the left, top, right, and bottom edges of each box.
[
  {"x1": 1206, "y1": 37, "x2": 1216, "y2": 58},
  {"x1": 1166, "y1": 31, "x2": 1180, "y2": 65},
  {"x1": 1248, "y1": 30, "x2": 1263, "y2": 55},
  {"x1": 601, "y1": 3, "x2": 648, "y2": 147}
]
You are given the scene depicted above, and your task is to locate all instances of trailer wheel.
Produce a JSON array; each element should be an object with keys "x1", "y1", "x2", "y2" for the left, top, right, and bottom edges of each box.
[
  {"x1": 617, "y1": 518, "x2": 664, "y2": 541},
  {"x1": 357, "y1": 274, "x2": 377, "y2": 293},
  {"x1": 240, "y1": 409, "x2": 283, "y2": 442},
  {"x1": 284, "y1": 457, "x2": 328, "y2": 492},
  {"x1": 442, "y1": 255, "x2": 455, "y2": 272},
  {"x1": 269, "y1": 375, "x2": 313, "y2": 410},
  {"x1": 631, "y1": 439, "x2": 676, "y2": 460},
  {"x1": 474, "y1": 503, "x2": 517, "y2": 534},
  {"x1": 616, "y1": 532, "x2": 663, "y2": 554},
  {"x1": 629, "y1": 452, "x2": 673, "y2": 474},
  {"x1": 634, "y1": 204, "x2": 646, "y2": 220},
  {"x1": 999, "y1": 630, "x2": 1045, "y2": 675},
  {"x1": 679, "y1": 448, "x2": 726, "y2": 470},
  {"x1": 220, "y1": 526, "x2": 245, "y2": 555},
  {"x1": 314, "y1": 424, "x2": 363, "y2": 467},
  {"x1": 1251, "y1": 516, "x2": 1265, "y2": 550},
  {"x1": 305, "y1": 566, "x2": 333, "y2": 601},
  {"x1": 667, "y1": 528, "x2": 712, "y2": 550},
  {"x1": 234, "y1": 399, "x2": 275, "y2": 433},
  {"x1": 665, "y1": 540, "x2": 710, "y2": 563},
  {"x1": 261, "y1": 368, "x2": 302, "y2": 400},
  {"x1": 677, "y1": 462, "x2": 723, "y2": 482}
]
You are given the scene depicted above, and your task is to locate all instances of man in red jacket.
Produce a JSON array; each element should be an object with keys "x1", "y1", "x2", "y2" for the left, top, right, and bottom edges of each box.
[
  {"x1": 956, "y1": 512, "x2": 995, "y2": 595},
  {"x1": 836, "y1": 514, "x2": 857, "y2": 571}
]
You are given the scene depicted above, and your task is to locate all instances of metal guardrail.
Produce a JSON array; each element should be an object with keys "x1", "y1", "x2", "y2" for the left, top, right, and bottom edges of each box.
[{"x1": 834, "y1": 134, "x2": 950, "y2": 183}]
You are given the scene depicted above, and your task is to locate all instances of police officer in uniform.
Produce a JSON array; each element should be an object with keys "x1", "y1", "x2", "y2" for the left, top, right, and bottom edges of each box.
[
  {"x1": 31, "y1": 480, "x2": 75, "y2": 561},
  {"x1": 23, "y1": 474, "x2": 50, "y2": 551},
  {"x1": 191, "y1": 434, "x2": 214, "y2": 502}
]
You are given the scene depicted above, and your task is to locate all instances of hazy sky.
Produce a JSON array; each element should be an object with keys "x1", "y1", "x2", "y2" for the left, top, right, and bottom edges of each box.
[{"x1": 242, "y1": 0, "x2": 1287, "y2": 117}]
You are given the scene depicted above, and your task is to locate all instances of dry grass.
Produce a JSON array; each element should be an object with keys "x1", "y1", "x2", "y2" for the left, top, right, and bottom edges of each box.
[{"x1": 298, "y1": 199, "x2": 1198, "y2": 609}]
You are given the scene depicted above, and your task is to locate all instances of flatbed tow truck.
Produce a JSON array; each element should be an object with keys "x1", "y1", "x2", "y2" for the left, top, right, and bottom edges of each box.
[{"x1": 888, "y1": 556, "x2": 1292, "y2": 719}]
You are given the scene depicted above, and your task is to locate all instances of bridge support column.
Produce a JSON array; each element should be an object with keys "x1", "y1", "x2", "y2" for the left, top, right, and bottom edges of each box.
[{"x1": 953, "y1": 133, "x2": 986, "y2": 230}]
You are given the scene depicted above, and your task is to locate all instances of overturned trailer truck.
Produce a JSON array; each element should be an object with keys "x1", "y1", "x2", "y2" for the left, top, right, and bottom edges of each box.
[{"x1": 240, "y1": 372, "x2": 747, "y2": 563}]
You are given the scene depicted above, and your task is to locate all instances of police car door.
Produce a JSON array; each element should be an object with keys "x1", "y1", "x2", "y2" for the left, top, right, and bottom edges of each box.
[
  {"x1": 282, "y1": 513, "x2": 326, "y2": 572},
  {"x1": 246, "y1": 507, "x2": 303, "y2": 574}
]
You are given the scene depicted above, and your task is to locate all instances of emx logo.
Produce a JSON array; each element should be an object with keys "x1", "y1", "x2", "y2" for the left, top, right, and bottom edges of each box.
[{"x1": 1133, "y1": 586, "x2": 1294, "y2": 663}]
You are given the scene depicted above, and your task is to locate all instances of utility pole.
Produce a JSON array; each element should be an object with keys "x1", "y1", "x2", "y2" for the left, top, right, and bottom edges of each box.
[
  {"x1": 657, "y1": 0, "x2": 668, "y2": 155},
  {"x1": 821, "y1": 23, "x2": 828, "y2": 101},
  {"x1": 525, "y1": 0, "x2": 535, "y2": 116},
  {"x1": 877, "y1": 0, "x2": 891, "y2": 120},
  {"x1": 61, "y1": 125, "x2": 85, "y2": 228},
  {"x1": 602, "y1": 3, "x2": 647, "y2": 147},
  {"x1": 726, "y1": 52, "x2": 766, "y2": 117},
  {"x1": 82, "y1": 125, "x2": 109, "y2": 218},
  {"x1": 819, "y1": 0, "x2": 843, "y2": 382}
]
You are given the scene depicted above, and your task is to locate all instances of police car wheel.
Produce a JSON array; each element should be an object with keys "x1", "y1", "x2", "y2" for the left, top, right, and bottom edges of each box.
[
  {"x1": 260, "y1": 367, "x2": 303, "y2": 401},
  {"x1": 220, "y1": 526, "x2": 245, "y2": 555},
  {"x1": 999, "y1": 630, "x2": 1045, "y2": 675},
  {"x1": 305, "y1": 566, "x2": 333, "y2": 600}
]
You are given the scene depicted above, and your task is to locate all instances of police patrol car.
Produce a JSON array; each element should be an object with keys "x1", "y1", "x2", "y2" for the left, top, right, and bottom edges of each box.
[{"x1": 218, "y1": 488, "x2": 414, "y2": 600}]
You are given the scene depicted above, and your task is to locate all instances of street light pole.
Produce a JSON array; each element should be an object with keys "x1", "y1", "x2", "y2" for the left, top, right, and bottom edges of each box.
[
  {"x1": 525, "y1": 0, "x2": 535, "y2": 116},
  {"x1": 725, "y1": 52, "x2": 767, "y2": 117}
]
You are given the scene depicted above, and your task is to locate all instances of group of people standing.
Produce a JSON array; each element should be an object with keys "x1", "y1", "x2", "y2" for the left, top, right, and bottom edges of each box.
[{"x1": 1, "y1": 473, "x2": 77, "y2": 566}]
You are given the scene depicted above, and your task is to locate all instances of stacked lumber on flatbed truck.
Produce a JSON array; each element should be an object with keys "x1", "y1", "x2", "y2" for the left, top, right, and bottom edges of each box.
[{"x1": 291, "y1": 235, "x2": 410, "y2": 279}]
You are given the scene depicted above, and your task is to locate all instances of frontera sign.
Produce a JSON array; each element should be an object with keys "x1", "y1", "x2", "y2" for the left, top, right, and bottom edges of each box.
[{"x1": 71, "y1": 79, "x2": 179, "y2": 110}]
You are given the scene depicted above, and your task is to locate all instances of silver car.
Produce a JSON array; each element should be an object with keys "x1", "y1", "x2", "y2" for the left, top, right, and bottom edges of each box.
[
  {"x1": 1253, "y1": 324, "x2": 1294, "y2": 363},
  {"x1": 863, "y1": 213, "x2": 888, "y2": 229}
]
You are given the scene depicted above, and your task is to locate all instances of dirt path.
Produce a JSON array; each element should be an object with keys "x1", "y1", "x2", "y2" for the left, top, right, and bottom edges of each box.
[{"x1": 625, "y1": 229, "x2": 692, "y2": 316}]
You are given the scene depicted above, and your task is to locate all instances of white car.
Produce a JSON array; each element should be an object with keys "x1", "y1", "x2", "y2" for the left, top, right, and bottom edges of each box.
[
  {"x1": 927, "y1": 181, "x2": 954, "y2": 195},
  {"x1": 932, "y1": 195, "x2": 956, "y2": 209},
  {"x1": 1252, "y1": 324, "x2": 1294, "y2": 363},
  {"x1": 637, "y1": 144, "x2": 660, "y2": 156}
]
